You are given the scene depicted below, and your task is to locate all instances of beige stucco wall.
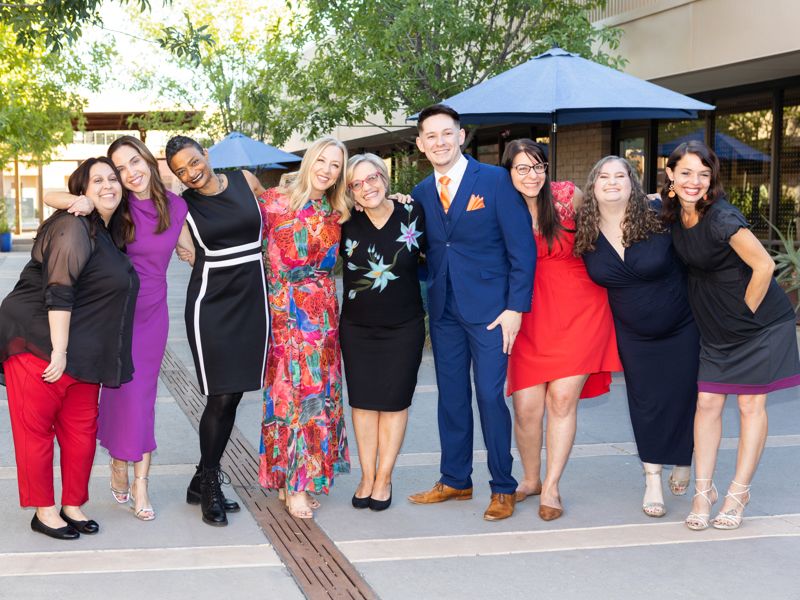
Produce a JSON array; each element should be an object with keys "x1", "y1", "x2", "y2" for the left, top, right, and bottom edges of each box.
[{"x1": 603, "y1": 0, "x2": 800, "y2": 92}]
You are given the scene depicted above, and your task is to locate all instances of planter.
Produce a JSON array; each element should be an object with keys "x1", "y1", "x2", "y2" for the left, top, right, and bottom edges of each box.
[{"x1": 0, "y1": 232, "x2": 11, "y2": 252}]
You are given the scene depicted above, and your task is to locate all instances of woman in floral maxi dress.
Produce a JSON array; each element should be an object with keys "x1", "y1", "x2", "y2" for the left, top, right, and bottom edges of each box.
[{"x1": 258, "y1": 137, "x2": 351, "y2": 519}]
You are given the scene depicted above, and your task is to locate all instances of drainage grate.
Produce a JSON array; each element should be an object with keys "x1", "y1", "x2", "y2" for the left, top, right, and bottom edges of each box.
[{"x1": 160, "y1": 345, "x2": 378, "y2": 600}]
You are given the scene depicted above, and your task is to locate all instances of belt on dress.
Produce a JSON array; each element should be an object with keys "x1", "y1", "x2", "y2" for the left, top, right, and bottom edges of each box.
[{"x1": 688, "y1": 265, "x2": 749, "y2": 283}]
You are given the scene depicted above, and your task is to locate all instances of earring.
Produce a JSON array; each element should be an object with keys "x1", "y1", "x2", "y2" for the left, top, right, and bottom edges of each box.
[
  {"x1": 703, "y1": 193, "x2": 708, "y2": 200},
  {"x1": 667, "y1": 182, "x2": 676, "y2": 198}
]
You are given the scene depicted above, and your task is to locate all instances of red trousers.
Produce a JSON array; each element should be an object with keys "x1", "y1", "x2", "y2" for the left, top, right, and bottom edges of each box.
[{"x1": 5, "y1": 353, "x2": 100, "y2": 507}]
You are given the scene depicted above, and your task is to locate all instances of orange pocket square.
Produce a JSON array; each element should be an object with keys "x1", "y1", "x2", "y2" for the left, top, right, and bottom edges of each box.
[{"x1": 466, "y1": 195, "x2": 486, "y2": 211}]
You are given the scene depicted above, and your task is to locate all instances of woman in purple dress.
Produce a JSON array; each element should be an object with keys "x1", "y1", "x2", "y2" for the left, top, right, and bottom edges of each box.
[{"x1": 45, "y1": 136, "x2": 193, "y2": 520}]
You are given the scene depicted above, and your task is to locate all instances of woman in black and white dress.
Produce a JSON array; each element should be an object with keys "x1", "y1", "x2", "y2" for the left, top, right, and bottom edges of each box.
[{"x1": 166, "y1": 135, "x2": 269, "y2": 527}]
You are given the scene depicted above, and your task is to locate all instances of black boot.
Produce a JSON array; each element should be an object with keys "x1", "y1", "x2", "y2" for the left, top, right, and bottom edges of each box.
[
  {"x1": 187, "y1": 465, "x2": 240, "y2": 512},
  {"x1": 200, "y1": 467, "x2": 228, "y2": 527}
]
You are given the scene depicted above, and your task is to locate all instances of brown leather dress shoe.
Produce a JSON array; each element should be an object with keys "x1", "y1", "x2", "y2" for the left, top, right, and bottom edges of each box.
[
  {"x1": 484, "y1": 493, "x2": 516, "y2": 521},
  {"x1": 408, "y1": 482, "x2": 473, "y2": 504}
]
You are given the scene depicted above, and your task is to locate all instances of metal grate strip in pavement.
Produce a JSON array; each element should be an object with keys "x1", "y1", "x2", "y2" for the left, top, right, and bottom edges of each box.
[{"x1": 160, "y1": 345, "x2": 378, "y2": 600}]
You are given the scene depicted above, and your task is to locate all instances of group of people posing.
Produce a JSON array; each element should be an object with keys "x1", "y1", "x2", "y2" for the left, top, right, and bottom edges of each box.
[{"x1": 1, "y1": 103, "x2": 797, "y2": 540}]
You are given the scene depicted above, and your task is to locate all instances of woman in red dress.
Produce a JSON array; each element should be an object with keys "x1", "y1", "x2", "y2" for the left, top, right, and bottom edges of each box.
[{"x1": 504, "y1": 139, "x2": 621, "y2": 521}]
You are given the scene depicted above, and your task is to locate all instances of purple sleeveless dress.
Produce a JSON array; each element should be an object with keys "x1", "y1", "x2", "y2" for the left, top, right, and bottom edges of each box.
[{"x1": 97, "y1": 191, "x2": 188, "y2": 461}]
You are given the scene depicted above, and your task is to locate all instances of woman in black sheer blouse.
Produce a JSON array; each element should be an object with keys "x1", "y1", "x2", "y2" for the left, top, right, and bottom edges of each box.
[{"x1": 0, "y1": 157, "x2": 139, "y2": 540}]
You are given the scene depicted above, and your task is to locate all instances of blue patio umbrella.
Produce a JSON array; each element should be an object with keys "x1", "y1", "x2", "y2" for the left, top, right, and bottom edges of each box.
[
  {"x1": 208, "y1": 131, "x2": 301, "y2": 169},
  {"x1": 659, "y1": 129, "x2": 771, "y2": 162},
  {"x1": 409, "y1": 47, "x2": 715, "y2": 179}
]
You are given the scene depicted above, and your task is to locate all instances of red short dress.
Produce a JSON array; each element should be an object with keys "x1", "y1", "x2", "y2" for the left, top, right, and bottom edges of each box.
[{"x1": 507, "y1": 181, "x2": 622, "y2": 397}]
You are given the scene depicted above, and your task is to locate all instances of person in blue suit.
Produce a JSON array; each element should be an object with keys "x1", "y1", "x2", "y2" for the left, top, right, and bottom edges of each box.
[{"x1": 407, "y1": 104, "x2": 536, "y2": 521}]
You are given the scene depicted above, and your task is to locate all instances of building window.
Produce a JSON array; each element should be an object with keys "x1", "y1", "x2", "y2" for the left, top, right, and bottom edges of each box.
[
  {"x1": 714, "y1": 92, "x2": 773, "y2": 239},
  {"x1": 780, "y1": 88, "x2": 800, "y2": 238}
]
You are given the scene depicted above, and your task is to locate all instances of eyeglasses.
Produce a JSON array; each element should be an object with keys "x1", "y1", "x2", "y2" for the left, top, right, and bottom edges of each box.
[
  {"x1": 348, "y1": 172, "x2": 383, "y2": 191},
  {"x1": 513, "y1": 162, "x2": 548, "y2": 176}
]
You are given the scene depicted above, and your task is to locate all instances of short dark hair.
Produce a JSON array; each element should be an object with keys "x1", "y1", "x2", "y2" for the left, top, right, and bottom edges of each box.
[
  {"x1": 417, "y1": 104, "x2": 460, "y2": 132},
  {"x1": 165, "y1": 135, "x2": 204, "y2": 164}
]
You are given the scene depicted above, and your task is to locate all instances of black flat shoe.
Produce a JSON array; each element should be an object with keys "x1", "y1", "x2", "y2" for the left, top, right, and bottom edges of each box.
[
  {"x1": 369, "y1": 484, "x2": 392, "y2": 511},
  {"x1": 30, "y1": 514, "x2": 80, "y2": 540},
  {"x1": 59, "y1": 509, "x2": 99, "y2": 534},
  {"x1": 352, "y1": 494, "x2": 370, "y2": 509}
]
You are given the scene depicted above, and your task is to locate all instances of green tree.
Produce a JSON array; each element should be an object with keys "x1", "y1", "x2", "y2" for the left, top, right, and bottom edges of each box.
[
  {"x1": 126, "y1": 0, "x2": 301, "y2": 144},
  {"x1": 284, "y1": 0, "x2": 626, "y2": 139},
  {"x1": 0, "y1": 23, "x2": 110, "y2": 166}
]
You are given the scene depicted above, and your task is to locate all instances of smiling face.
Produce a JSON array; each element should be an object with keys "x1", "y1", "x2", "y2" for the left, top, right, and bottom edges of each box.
[
  {"x1": 416, "y1": 113, "x2": 465, "y2": 173},
  {"x1": 349, "y1": 161, "x2": 388, "y2": 210},
  {"x1": 309, "y1": 144, "x2": 344, "y2": 197},
  {"x1": 510, "y1": 151, "x2": 547, "y2": 202},
  {"x1": 85, "y1": 162, "x2": 123, "y2": 222},
  {"x1": 110, "y1": 144, "x2": 152, "y2": 198},
  {"x1": 169, "y1": 146, "x2": 214, "y2": 190},
  {"x1": 665, "y1": 152, "x2": 711, "y2": 207},
  {"x1": 593, "y1": 159, "x2": 633, "y2": 208}
]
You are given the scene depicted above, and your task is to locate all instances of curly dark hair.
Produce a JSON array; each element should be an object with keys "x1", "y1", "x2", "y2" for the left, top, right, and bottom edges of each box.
[
  {"x1": 574, "y1": 156, "x2": 664, "y2": 256},
  {"x1": 660, "y1": 140, "x2": 724, "y2": 223},
  {"x1": 501, "y1": 138, "x2": 564, "y2": 251}
]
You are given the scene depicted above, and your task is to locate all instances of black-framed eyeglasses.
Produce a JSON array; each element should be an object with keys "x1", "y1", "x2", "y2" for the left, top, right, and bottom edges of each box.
[
  {"x1": 348, "y1": 172, "x2": 383, "y2": 191},
  {"x1": 513, "y1": 163, "x2": 548, "y2": 176}
]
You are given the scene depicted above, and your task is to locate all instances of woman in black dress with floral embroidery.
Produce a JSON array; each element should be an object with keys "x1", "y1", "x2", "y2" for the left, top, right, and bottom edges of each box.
[{"x1": 340, "y1": 153, "x2": 426, "y2": 511}]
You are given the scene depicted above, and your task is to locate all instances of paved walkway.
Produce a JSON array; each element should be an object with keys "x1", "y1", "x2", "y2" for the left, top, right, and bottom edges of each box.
[{"x1": 0, "y1": 246, "x2": 798, "y2": 600}]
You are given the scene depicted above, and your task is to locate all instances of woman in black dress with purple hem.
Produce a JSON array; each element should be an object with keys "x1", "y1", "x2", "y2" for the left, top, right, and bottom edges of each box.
[
  {"x1": 340, "y1": 153, "x2": 426, "y2": 511},
  {"x1": 666, "y1": 141, "x2": 800, "y2": 531},
  {"x1": 575, "y1": 156, "x2": 698, "y2": 519}
]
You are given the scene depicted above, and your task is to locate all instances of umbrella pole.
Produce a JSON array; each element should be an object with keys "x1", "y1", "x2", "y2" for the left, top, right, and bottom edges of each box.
[{"x1": 550, "y1": 118, "x2": 558, "y2": 182}]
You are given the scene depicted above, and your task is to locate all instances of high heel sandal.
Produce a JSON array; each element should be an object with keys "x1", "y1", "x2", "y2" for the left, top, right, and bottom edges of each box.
[
  {"x1": 642, "y1": 469, "x2": 666, "y2": 518},
  {"x1": 711, "y1": 480, "x2": 751, "y2": 530},
  {"x1": 668, "y1": 469, "x2": 691, "y2": 496},
  {"x1": 685, "y1": 478, "x2": 717, "y2": 531},
  {"x1": 129, "y1": 475, "x2": 155, "y2": 521},
  {"x1": 109, "y1": 460, "x2": 130, "y2": 504}
]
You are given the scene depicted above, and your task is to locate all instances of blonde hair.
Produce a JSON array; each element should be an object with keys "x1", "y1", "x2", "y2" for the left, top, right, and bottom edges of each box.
[
  {"x1": 345, "y1": 153, "x2": 390, "y2": 206},
  {"x1": 279, "y1": 136, "x2": 350, "y2": 222}
]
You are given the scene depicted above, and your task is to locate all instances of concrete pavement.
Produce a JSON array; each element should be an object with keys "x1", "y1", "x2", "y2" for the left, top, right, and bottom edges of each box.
[{"x1": 0, "y1": 245, "x2": 799, "y2": 600}]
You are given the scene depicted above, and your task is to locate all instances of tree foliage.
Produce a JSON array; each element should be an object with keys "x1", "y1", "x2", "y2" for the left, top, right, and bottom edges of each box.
[
  {"x1": 285, "y1": 0, "x2": 626, "y2": 138},
  {"x1": 0, "y1": 23, "x2": 110, "y2": 165}
]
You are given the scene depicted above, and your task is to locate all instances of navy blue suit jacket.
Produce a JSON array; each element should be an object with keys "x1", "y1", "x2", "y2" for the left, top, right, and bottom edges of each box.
[{"x1": 413, "y1": 155, "x2": 536, "y2": 323}]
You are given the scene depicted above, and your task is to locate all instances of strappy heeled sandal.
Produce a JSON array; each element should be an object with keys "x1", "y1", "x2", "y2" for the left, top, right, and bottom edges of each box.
[
  {"x1": 668, "y1": 468, "x2": 691, "y2": 496},
  {"x1": 109, "y1": 459, "x2": 130, "y2": 504},
  {"x1": 129, "y1": 475, "x2": 155, "y2": 521},
  {"x1": 685, "y1": 478, "x2": 717, "y2": 531},
  {"x1": 712, "y1": 480, "x2": 751, "y2": 530},
  {"x1": 642, "y1": 469, "x2": 666, "y2": 518}
]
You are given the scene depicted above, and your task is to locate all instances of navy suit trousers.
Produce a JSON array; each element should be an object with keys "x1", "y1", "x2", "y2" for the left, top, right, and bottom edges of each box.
[{"x1": 429, "y1": 278, "x2": 517, "y2": 494}]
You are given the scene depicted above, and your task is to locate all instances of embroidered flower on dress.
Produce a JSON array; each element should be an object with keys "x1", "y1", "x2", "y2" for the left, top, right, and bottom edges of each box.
[
  {"x1": 344, "y1": 238, "x2": 358, "y2": 257},
  {"x1": 396, "y1": 218, "x2": 423, "y2": 252},
  {"x1": 365, "y1": 256, "x2": 398, "y2": 292}
]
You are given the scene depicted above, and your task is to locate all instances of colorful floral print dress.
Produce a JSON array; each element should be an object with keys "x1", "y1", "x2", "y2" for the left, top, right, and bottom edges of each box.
[{"x1": 258, "y1": 188, "x2": 349, "y2": 493}]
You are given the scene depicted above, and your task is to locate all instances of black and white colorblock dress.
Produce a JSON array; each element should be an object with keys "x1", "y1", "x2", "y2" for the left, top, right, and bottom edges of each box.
[{"x1": 183, "y1": 170, "x2": 269, "y2": 395}]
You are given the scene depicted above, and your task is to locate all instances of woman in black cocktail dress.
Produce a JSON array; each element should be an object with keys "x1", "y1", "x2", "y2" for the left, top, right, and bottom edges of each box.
[{"x1": 576, "y1": 156, "x2": 699, "y2": 519}]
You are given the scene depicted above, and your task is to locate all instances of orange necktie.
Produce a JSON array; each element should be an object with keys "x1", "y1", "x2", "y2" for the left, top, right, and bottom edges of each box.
[{"x1": 439, "y1": 175, "x2": 452, "y2": 213}]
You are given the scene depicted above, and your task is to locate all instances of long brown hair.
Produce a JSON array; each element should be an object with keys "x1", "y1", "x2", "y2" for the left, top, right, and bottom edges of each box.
[
  {"x1": 107, "y1": 135, "x2": 171, "y2": 244},
  {"x1": 574, "y1": 156, "x2": 664, "y2": 256},
  {"x1": 660, "y1": 140, "x2": 724, "y2": 223},
  {"x1": 501, "y1": 139, "x2": 563, "y2": 251}
]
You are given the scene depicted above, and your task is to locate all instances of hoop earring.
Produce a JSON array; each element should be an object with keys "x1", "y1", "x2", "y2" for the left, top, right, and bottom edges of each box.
[{"x1": 667, "y1": 182, "x2": 676, "y2": 199}]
